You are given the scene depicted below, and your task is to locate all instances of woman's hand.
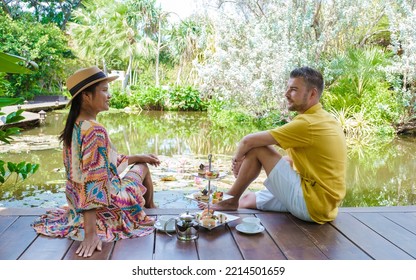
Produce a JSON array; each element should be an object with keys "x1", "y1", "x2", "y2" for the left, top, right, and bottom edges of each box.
[
  {"x1": 77, "y1": 209, "x2": 101, "y2": 258},
  {"x1": 141, "y1": 154, "x2": 161, "y2": 167},
  {"x1": 76, "y1": 233, "x2": 102, "y2": 258},
  {"x1": 129, "y1": 154, "x2": 161, "y2": 167}
]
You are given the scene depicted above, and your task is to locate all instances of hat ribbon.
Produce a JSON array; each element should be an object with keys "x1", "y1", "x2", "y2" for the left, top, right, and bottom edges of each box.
[{"x1": 69, "y1": 72, "x2": 106, "y2": 96}]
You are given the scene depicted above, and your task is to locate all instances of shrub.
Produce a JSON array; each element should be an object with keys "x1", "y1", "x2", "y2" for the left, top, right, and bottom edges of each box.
[
  {"x1": 166, "y1": 86, "x2": 207, "y2": 111},
  {"x1": 130, "y1": 86, "x2": 166, "y2": 110},
  {"x1": 110, "y1": 89, "x2": 130, "y2": 109}
]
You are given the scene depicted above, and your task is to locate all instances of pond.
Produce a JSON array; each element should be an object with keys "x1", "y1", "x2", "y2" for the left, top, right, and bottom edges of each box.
[{"x1": 0, "y1": 110, "x2": 415, "y2": 208}]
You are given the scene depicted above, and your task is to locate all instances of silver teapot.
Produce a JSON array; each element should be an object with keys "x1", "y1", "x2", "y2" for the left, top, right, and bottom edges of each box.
[{"x1": 165, "y1": 211, "x2": 199, "y2": 241}]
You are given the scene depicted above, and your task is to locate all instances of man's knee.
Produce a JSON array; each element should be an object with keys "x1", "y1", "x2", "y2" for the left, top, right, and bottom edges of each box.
[{"x1": 245, "y1": 146, "x2": 281, "y2": 174}]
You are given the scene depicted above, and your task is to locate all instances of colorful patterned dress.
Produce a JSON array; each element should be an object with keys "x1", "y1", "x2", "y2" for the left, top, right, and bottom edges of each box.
[{"x1": 32, "y1": 120, "x2": 154, "y2": 241}]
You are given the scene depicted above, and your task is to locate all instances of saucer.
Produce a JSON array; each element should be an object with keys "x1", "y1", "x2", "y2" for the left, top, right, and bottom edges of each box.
[
  {"x1": 154, "y1": 222, "x2": 176, "y2": 233},
  {"x1": 236, "y1": 224, "x2": 265, "y2": 235}
]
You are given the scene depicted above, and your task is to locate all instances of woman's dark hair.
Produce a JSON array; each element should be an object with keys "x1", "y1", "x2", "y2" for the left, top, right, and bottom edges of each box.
[
  {"x1": 290, "y1": 66, "x2": 324, "y2": 97},
  {"x1": 59, "y1": 83, "x2": 98, "y2": 147}
]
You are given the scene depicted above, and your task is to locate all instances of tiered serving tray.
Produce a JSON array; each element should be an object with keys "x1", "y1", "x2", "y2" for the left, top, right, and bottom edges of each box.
[{"x1": 186, "y1": 154, "x2": 239, "y2": 230}]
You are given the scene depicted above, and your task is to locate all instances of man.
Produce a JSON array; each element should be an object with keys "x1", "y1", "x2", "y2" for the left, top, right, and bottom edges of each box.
[{"x1": 206, "y1": 66, "x2": 347, "y2": 224}]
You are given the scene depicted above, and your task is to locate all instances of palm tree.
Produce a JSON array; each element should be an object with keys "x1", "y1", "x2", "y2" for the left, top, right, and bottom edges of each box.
[
  {"x1": 68, "y1": 0, "x2": 160, "y2": 90},
  {"x1": 168, "y1": 16, "x2": 214, "y2": 85}
]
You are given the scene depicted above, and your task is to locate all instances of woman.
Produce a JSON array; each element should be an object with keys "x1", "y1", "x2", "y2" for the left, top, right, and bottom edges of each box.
[{"x1": 32, "y1": 66, "x2": 160, "y2": 258}]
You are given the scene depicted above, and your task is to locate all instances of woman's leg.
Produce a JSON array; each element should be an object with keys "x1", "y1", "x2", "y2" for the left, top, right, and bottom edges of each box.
[{"x1": 130, "y1": 163, "x2": 156, "y2": 208}]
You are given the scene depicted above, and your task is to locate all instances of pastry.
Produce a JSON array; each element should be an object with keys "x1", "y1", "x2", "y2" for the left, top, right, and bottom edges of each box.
[
  {"x1": 200, "y1": 194, "x2": 209, "y2": 202},
  {"x1": 212, "y1": 191, "x2": 223, "y2": 201},
  {"x1": 198, "y1": 189, "x2": 210, "y2": 202},
  {"x1": 217, "y1": 213, "x2": 227, "y2": 223},
  {"x1": 202, "y1": 218, "x2": 216, "y2": 227},
  {"x1": 205, "y1": 170, "x2": 219, "y2": 179},
  {"x1": 193, "y1": 192, "x2": 202, "y2": 200},
  {"x1": 198, "y1": 164, "x2": 206, "y2": 176}
]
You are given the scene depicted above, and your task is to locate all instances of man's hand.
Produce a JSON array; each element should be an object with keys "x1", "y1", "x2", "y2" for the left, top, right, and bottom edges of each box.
[{"x1": 231, "y1": 157, "x2": 244, "y2": 178}]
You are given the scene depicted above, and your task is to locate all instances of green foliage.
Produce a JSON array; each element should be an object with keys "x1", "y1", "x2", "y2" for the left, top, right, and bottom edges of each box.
[
  {"x1": 324, "y1": 47, "x2": 399, "y2": 140},
  {"x1": 116, "y1": 85, "x2": 207, "y2": 111},
  {"x1": 110, "y1": 89, "x2": 130, "y2": 109},
  {"x1": 0, "y1": 160, "x2": 40, "y2": 184},
  {"x1": 131, "y1": 86, "x2": 167, "y2": 110},
  {"x1": 3, "y1": 0, "x2": 82, "y2": 30},
  {"x1": 0, "y1": 10, "x2": 72, "y2": 98},
  {"x1": 166, "y1": 86, "x2": 207, "y2": 111},
  {"x1": 0, "y1": 97, "x2": 39, "y2": 186},
  {"x1": 207, "y1": 99, "x2": 257, "y2": 129}
]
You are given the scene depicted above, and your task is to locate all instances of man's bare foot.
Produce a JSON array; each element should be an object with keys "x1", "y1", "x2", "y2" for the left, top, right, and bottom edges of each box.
[{"x1": 197, "y1": 198, "x2": 239, "y2": 211}]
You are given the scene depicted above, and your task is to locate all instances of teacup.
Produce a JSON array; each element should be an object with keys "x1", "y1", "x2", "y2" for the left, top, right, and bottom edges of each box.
[
  {"x1": 155, "y1": 215, "x2": 175, "y2": 231},
  {"x1": 242, "y1": 217, "x2": 261, "y2": 225},
  {"x1": 241, "y1": 217, "x2": 261, "y2": 232}
]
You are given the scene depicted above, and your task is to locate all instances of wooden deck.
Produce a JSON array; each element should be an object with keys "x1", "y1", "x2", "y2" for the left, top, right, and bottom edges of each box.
[
  {"x1": 0, "y1": 101, "x2": 67, "y2": 130},
  {"x1": 0, "y1": 206, "x2": 415, "y2": 260}
]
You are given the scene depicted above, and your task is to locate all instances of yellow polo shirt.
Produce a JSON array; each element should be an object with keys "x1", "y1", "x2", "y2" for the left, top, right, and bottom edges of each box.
[{"x1": 268, "y1": 103, "x2": 347, "y2": 224}]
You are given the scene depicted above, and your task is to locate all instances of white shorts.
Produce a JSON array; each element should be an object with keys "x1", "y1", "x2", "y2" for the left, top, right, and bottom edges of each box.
[{"x1": 256, "y1": 159, "x2": 313, "y2": 222}]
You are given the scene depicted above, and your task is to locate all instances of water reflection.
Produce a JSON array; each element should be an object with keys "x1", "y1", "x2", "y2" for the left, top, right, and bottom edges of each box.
[{"x1": 0, "y1": 110, "x2": 415, "y2": 207}]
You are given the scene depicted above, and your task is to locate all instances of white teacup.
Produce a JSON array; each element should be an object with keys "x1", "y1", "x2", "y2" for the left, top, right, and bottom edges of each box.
[
  {"x1": 242, "y1": 217, "x2": 261, "y2": 225},
  {"x1": 155, "y1": 215, "x2": 175, "y2": 231},
  {"x1": 241, "y1": 217, "x2": 261, "y2": 232}
]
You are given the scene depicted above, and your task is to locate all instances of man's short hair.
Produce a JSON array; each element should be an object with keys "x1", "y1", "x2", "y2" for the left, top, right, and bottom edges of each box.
[{"x1": 290, "y1": 67, "x2": 324, "y2": 96}]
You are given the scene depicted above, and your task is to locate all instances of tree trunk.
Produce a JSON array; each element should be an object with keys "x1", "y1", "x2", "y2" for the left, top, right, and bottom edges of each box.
[
  {"x1": 155, "y1": 16, "x2": 162, "y2": 87},
  {"x1": 1, "y1": 0, "x2": 11, "y2": 15},
  {"x1": 123, "y1": 53, "x2": 132, "y2": 94}
]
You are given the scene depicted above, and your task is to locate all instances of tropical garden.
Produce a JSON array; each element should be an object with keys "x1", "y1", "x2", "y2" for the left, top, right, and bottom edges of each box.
[{"x1": 0, "y1": 0, "x2": 415, "y2": 207}]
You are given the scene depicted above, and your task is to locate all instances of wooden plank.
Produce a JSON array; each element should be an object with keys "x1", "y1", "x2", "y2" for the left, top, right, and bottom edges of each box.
[
  {"x1": 1, "y1": 205, "x2": 415, "y2": 216},
  {"x1": 331, "y1": 212, "x2": 412, "y2": 260},
  {"x1": 0, "y1": 216, "x2": 38, "y2": 260},
  {"x1": 0, "y1": 216, "x2": 17, "y2": 235},
  {"x1": 63, "y1": 240, "x2": 115, "y2": 260},
  {"x1": 0, "y1": 207, "x2": 52, "y2": 216},
  {"x1": 229, "y1": 214, "x2": 286, "y2": 260},
  {"x1": 143, "y1": 208, "x2": 263, "y2": 216},
  {"x1": 351, "y1": 212, "x2": 416, "y2": 259},
  {"x1": 19, "y1": 235, "x2": 73, "y2": 260},
  {"x1": 196, "y1": 224, "x2": 243, "y2": 260},
  {"x1": 112, "y1": 234, "x2": 155, "y2": 260},
  {"x1": 290, "y1": 216, "x2": 371, "y2": 260},
  {"x1": 154, "y1": 232, "x2": 198, "y2": 260},
  {"x1": 257, "y1": 213, "x2": 328, "y2": 260},
  {"x1": 382, "y1": 212, "x2": 416, "y2": 234},
  {"x1": 339, "y1": 206, "x2": 416, "y2": 213}
]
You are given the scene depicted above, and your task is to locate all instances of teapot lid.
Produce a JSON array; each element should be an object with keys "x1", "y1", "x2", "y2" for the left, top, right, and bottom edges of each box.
[{"x1": 179, "y1": 211, "x2": 194, "y2": 221}]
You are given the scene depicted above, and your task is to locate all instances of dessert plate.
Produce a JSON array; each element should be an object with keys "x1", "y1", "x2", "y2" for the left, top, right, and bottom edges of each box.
[
  {"x1": 185, "y1": 192, "x2": 233, "y2": 203},
  {"x1": 236, "y1": 224, "x2": 265, "y2": 235},
  {"x1": 193, "y1": 172, "x2": 228, "y2": 180},
  {"x1": 196, "y1": 211, "x2": 239, "y2": 230}
]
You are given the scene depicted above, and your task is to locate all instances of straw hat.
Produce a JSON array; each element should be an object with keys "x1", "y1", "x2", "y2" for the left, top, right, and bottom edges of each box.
[{"x1": 66, "y1": 66, "x2": 118, "y2": 104}]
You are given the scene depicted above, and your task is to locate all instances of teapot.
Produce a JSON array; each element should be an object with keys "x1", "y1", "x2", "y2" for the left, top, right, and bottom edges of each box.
[{"x1": 165, "y1": 211, "x2": 199, "y2": 241}]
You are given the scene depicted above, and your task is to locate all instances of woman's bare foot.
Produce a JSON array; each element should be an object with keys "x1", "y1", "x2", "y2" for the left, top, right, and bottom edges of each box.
[{"x1": 139, "y1": 215, "x2": 155, "y2": 226}]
